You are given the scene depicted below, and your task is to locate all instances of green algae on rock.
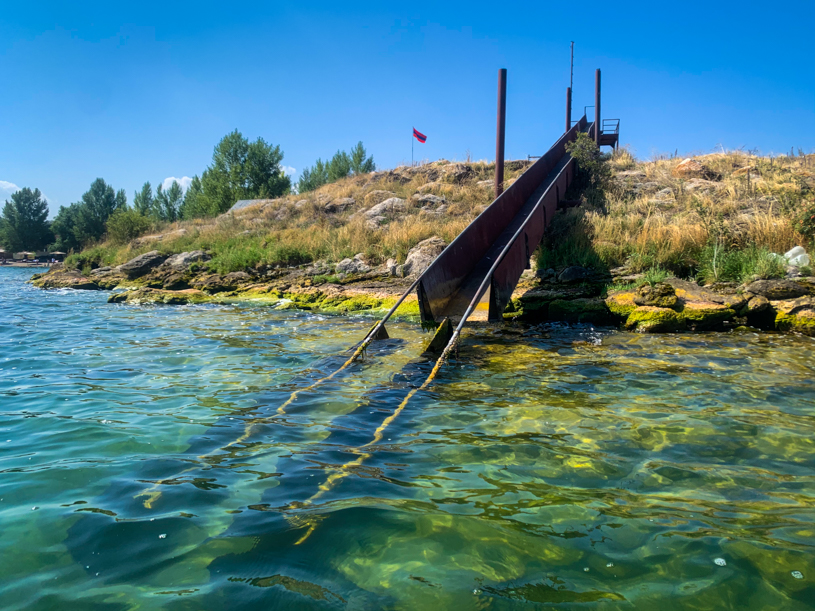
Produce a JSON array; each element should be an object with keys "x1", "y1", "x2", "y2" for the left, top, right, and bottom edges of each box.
[{"x1": 625, "y1": 306, "x2": 684, "y2": 333}]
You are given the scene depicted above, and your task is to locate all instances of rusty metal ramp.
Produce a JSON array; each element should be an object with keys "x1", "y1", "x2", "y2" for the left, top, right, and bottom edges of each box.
[{"x1": 416, "y1": 116, "x2": 592, "y2": 324}]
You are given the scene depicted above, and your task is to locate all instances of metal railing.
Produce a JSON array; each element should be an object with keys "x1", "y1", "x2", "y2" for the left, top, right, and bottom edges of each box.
[{"x1": 602, "y1": 118, "x2": 620, "y2": 135}]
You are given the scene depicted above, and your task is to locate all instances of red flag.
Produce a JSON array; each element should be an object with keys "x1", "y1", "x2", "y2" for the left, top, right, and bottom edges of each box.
[{"x1": 413, "y1": 128, "x2": 427, "y2": 143}]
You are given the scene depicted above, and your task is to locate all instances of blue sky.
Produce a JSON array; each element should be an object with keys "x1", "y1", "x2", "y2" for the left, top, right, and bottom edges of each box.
[{"x1": 1, "y1": 1, "x2": 813, "y2": 216}]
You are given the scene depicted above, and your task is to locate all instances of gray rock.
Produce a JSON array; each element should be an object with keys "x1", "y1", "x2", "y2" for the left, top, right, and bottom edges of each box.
[
  {"x1": 163, "y1": 250, "x2": 210, "y2": 271},
  {"x1": 364, "y1": 197, "x2": 406, "y2": 218},
  {"x1": 744, "y1": 279, "x2": 807, "y2": 300},
  {"x1": 558, "y1": 266, "x2": 590, "y2": 284},
  {"x1": 90, "y1": 266, "x2": 113, "y2": 276},
  {"x1": 224, "y1": 271, "x2": 252, "y2": 284},
  {"x1": 412, "y1": 193, "x2": 446, "y2": 206},
  {"x1": 364, "y1": 190, "x2": 396, "y2": 205},
  {"x1": 385, "y1": 258, "x2": 398, "y2": 276},
  {"x1": 633, "y1": 283, "x2": 678, "y2": 308},
  {"x1": 403, "y1": 237, "x2": 447, "y2": 277},
  {"x1": 230, "y1": 199, "x2": 279, "y2": 213},
  {"x1": 324, "y1": 197, "x2": 356, "y2": 213},
  {"x1": 118, "y1": 250, "x2": 166, "y2": 278},
  {"x1": 335, "y1": 254, "x2": 371, "y2": 275},
  {"x1": 366, "y1": 215, "x2": 387, "y2": 230}
]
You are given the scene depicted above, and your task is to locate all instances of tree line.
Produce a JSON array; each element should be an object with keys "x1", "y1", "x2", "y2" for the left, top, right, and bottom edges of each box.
[{"x1": 0, "y1": 131, "x2": 375, "y2": 253}]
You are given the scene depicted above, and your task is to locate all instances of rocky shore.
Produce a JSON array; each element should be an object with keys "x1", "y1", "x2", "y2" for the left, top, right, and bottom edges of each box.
[{"x1": 29, "y1": 242, "x2": 815, "y2": 336}]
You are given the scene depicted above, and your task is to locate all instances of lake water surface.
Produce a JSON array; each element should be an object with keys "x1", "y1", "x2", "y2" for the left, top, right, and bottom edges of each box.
[{"x1": 1, "y1": 266, "x2": 814, "y2": 610}]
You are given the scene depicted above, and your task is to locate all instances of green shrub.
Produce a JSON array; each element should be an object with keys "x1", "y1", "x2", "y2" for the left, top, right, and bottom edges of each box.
[
  {"x1": 106, "y1": 209, "x2": 151, "y2": 244},
  {"x1": 697, "y1": 244, "x2": 786, "y2": 285},
  {"x1": 642, "y1": 265, "x2": 669, "y2": 286}
]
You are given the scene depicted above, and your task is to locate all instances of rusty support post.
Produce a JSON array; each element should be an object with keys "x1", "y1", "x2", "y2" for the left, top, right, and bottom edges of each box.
[
  {"x1": 495, "y1": 68, "x2": 507, "y2": 198},
  {"x1": 594, "y1": 69, "x2": 601, "y2": 146},
  {"x1": 565, "y1": 87, "x2": 572, "y2": 133}
]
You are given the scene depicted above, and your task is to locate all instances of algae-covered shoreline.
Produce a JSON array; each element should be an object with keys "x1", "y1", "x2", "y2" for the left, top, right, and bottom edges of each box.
[{"x1": 29, "y1": 148, "x2": 815, "y2": 336}]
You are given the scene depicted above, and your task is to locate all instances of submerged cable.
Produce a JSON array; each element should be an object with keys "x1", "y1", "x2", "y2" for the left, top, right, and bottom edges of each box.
[
  {"x1": 288, "y1": 157, "x2": 576, "y2": 541},
  {"x1": 136, "y1": 277, "x2": 423, "y2": 508}
]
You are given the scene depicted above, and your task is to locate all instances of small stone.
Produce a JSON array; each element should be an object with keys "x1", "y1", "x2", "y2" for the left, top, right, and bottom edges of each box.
[
  {"x1": 791, "y1": 571, "x2": 803, "y2": 579},
  {"x1": 606, "y1": 562, "x2": 614, "y2": 568},
  {"x1": 583, "y1": 567, "x2": 590, "y2": 572},
  {"x1": 714, "y1": 558, "x2": 726, "y2": 567},
  {"x1": 32, "y1": 506, "x2": 39, "y2": 510},
  {"x1": 159, "y1": 533, "x2": 167, "y2": 539}
]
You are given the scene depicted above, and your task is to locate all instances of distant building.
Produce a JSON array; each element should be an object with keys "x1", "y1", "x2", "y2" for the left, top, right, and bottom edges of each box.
[{"x1": 0, "y1": 249, "x2": 10, "y2": 260}]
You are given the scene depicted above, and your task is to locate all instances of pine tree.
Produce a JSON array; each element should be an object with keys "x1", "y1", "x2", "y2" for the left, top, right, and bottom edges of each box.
[{"x1": 0, "y1": 187, "x2": 53, "y2": 252}]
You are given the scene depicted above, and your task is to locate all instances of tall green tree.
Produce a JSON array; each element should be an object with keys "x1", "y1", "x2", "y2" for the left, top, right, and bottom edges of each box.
[
  {"x1": 198, "y1": 130, "x2": 291, "y2": 215},
  {"x1": 179, "y1": 175, "x2": 210, "y2": 219},
  {"x1": 297, "y1": 142, "x2": 375, "y2": 193},
  {"x1": 327, "y1": 150, "x2": 351, "y2": 182},
  {"x1": 297, "y1": 159, "x2": 329, "y2": 193},
  {"x1": 51, "y1": 203, "x2": 82, "y2": 252},
  {"x1": 133, "y1": 182, "x2": 154, "y2": 216},
  {"x1": 73, "y1": 179, "x2": 126, "y2": 245},
  {"x1": 349, "y1": 141, "x2": 375, "y2": 175},
  {"x1": 0, "y1": 187, "x2": 53, "y2": 252},
  {"x1": 154, "y1": 181, "x2": 184, "y2": 222}
]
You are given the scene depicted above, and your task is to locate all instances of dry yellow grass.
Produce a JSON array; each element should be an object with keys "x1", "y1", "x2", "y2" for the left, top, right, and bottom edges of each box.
[
  {"x1": 586, "y1": 150, "x2": 813, "y2": 271},
  {"x1": 71, "y1": 159, "x2": 531, "y2": 272}
]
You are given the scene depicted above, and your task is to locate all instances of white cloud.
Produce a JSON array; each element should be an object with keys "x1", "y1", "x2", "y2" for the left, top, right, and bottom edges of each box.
[
  {"x1": 161, "y1": 176, "x2": 193, "y2": 193},
  {"x1": 0, "y1": 180, "x2": 20, "y2": 195},
  {"x1": 282, "y1": 166, "x2": 296, "y2": 176}
]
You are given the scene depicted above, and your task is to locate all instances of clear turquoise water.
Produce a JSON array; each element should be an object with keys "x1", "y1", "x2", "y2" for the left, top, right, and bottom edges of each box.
[{"x1": 1, "y1": 266, "x2": 814, "y2": 610}]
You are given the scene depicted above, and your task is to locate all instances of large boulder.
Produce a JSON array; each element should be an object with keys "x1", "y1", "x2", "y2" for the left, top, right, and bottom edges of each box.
[
  {"x1": 744, "y1": 279, "x2": 807, "y2": 300},
  {"x1": 672, "y1": 158, "x2": 720, "y2": 180},
  {"x1": 335, "y1": 254, "x2": 371, "y2": 275},
  {"x1": 118, "y1": 250, "x2": 166, "y2": 278},
  {"x1": 324, "y1": 198, "x2": 356, "y2": 213},
  {"x1": 162, "y1": 250, "x2": 210, "y2": 272},
  {"x1": 412, "y1": 193, "x2": 446, "y2": 207},
  {"x1": 364, "y1": 197, "x2": 407, "y2": 218},
  {"x1": 402, "y1": 237, "x2": 447, "y2": 277}
]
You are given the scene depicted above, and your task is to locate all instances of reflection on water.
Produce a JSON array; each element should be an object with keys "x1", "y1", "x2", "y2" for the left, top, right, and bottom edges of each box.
[{"x1": 1, "y1": 267, "x2": 814, "y2": 610}]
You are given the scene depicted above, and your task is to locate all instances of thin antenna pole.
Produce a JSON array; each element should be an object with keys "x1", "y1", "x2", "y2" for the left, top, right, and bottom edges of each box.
[
  {"x1": 569, "y1": 41, "x2": 574, "y2": 100},
  {"x1": 412, "y1": 132, "x2": 414, "y2": 167}
]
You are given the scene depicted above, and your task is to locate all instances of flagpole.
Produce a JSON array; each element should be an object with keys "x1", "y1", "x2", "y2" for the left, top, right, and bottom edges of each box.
[{"x1": 412, "y1": 131, "x2": 414, "y2": 167}]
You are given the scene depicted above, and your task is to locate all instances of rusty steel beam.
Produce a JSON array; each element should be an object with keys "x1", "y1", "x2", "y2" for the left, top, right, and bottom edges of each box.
[
  {"x1": 595, "y1": 69, "x2": 601, "y2": 146},
  {"x1": 495, "y1": 68, "x2": 507, "y2": 199},
  {"x1": 416, "y1": 115, "x2": 588, "y2": 323},
  {"x1": 566, "y1": 87, "x2": 572, "y2": 133}
]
